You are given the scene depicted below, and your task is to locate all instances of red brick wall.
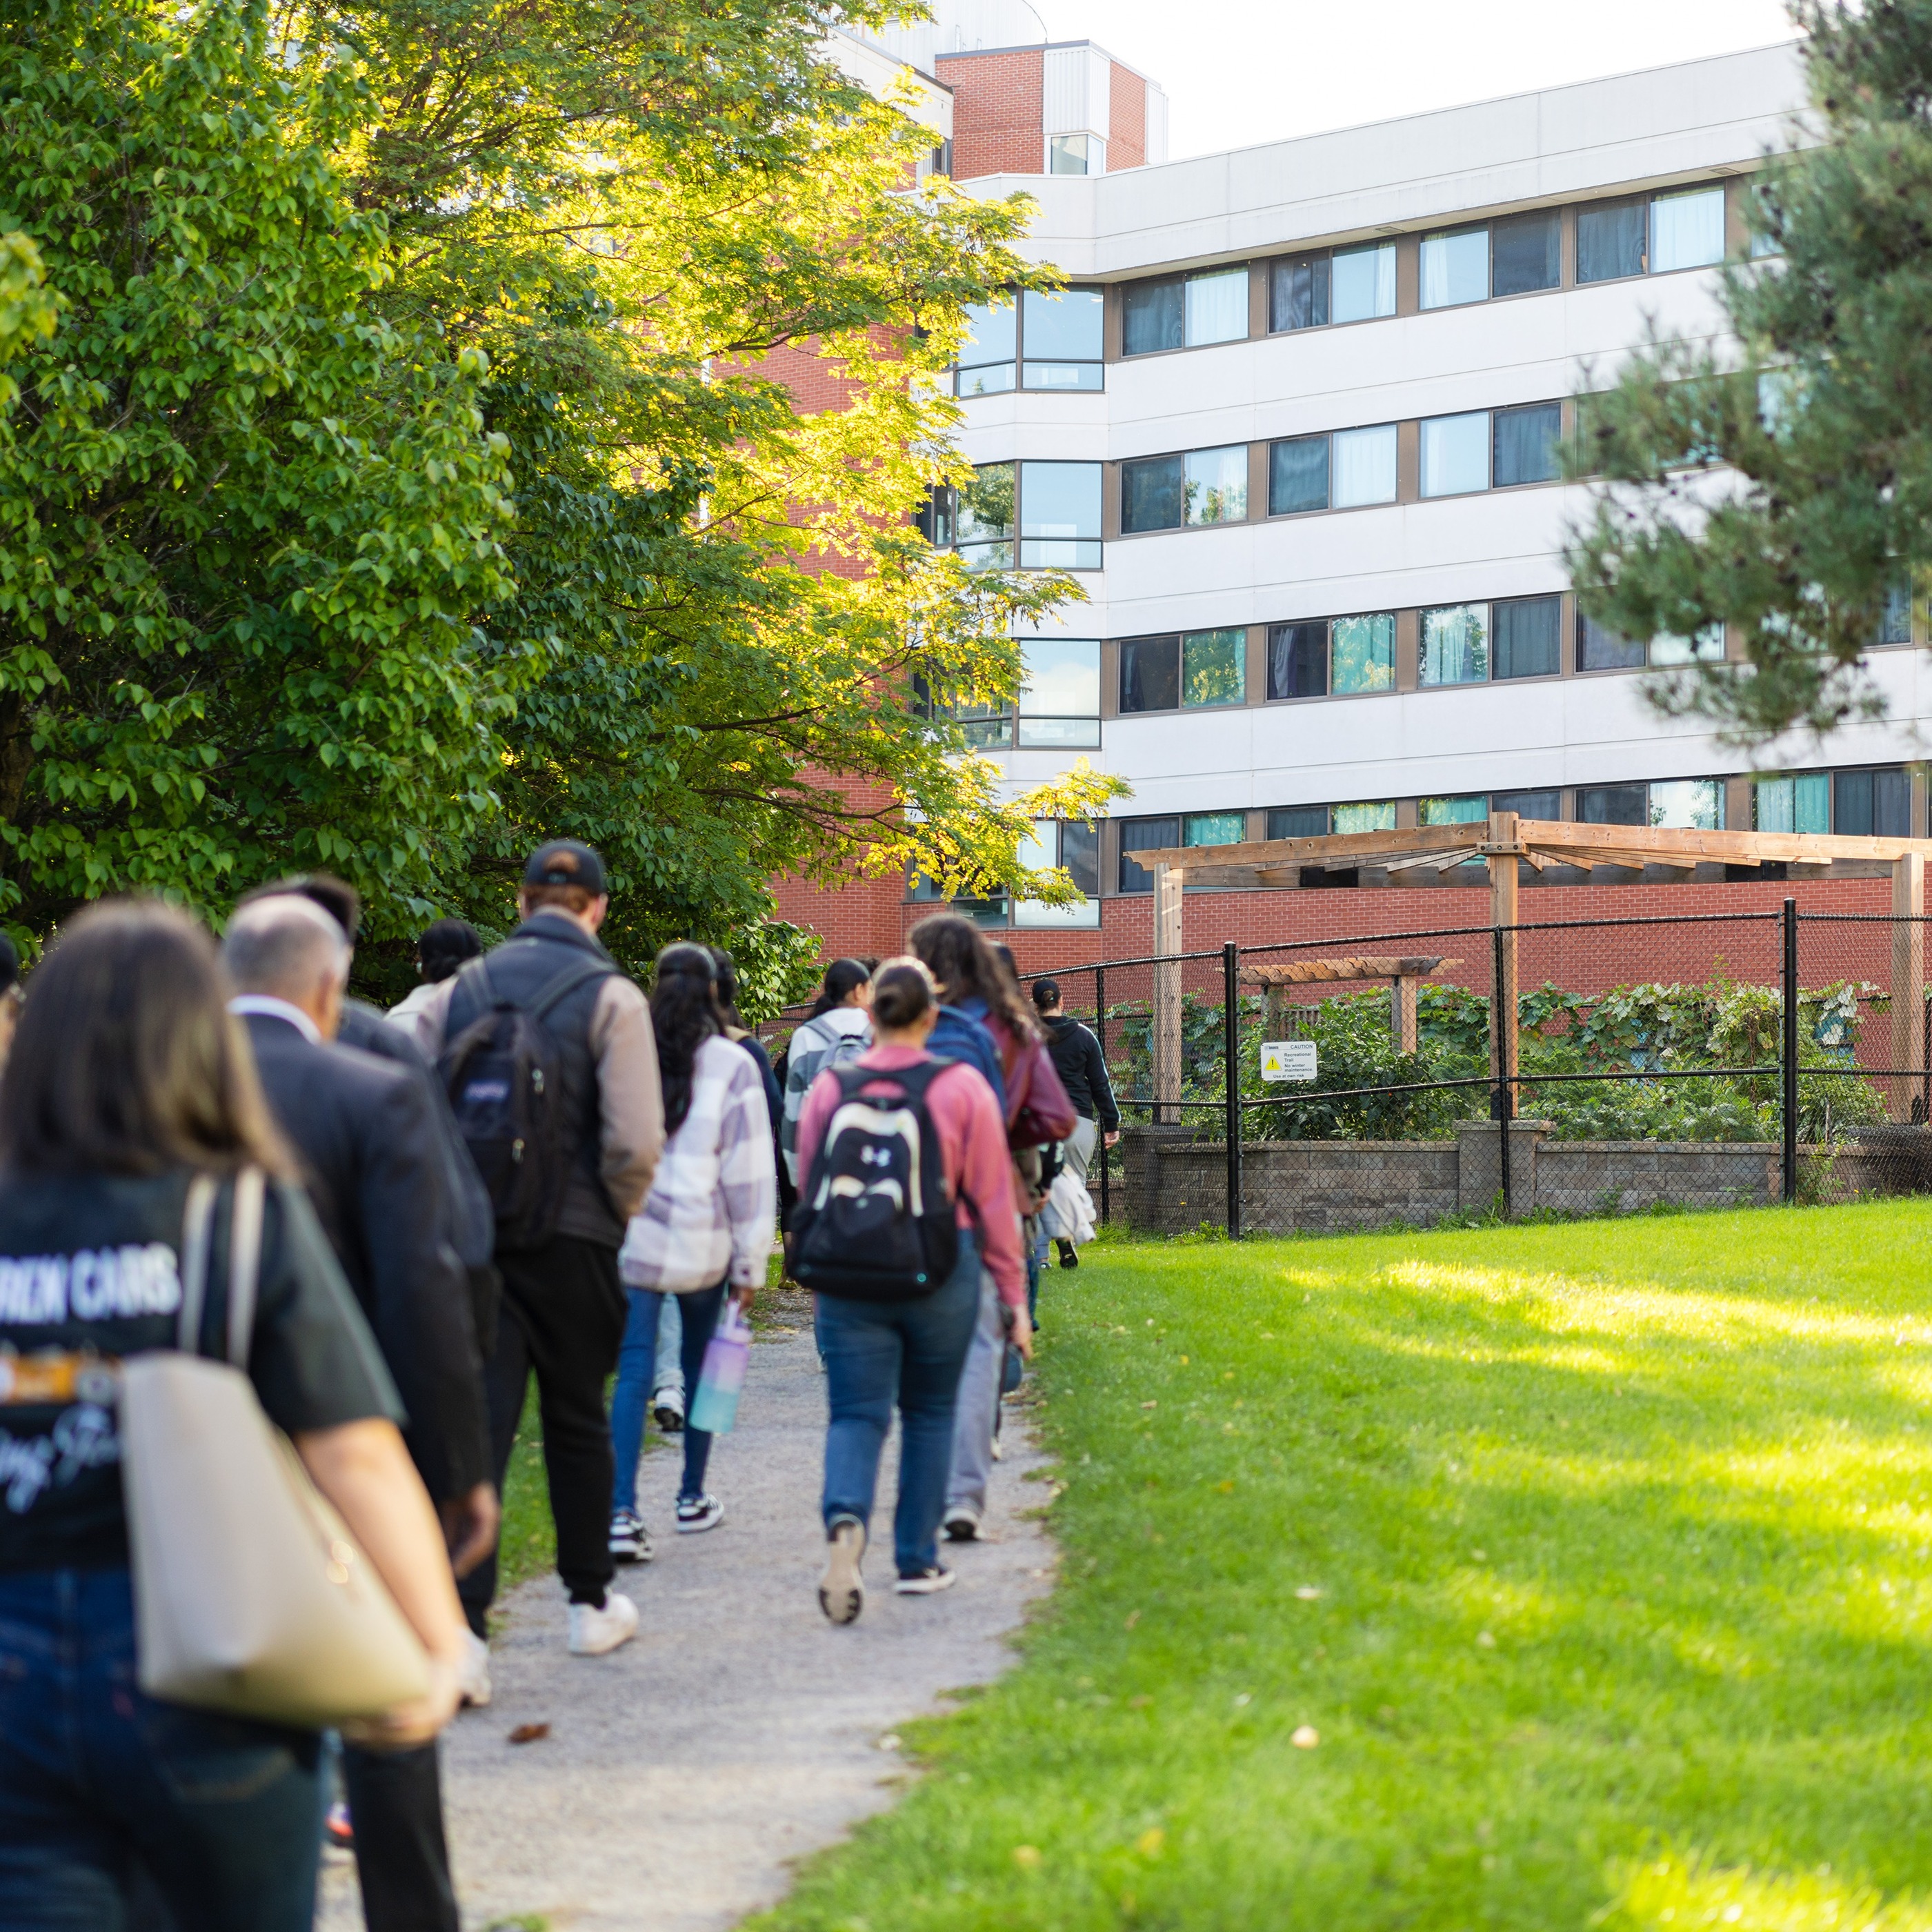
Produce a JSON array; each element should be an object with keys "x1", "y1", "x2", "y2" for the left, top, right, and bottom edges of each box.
[
  {"x1": 937, "y1": 49, "x2": 1045, "y2": 179},
  {"x1": 1107, "y1": 63, "x2": 1146, "y2": 171}
]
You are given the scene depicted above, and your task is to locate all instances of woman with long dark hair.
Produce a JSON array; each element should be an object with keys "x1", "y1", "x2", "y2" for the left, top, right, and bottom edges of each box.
[
  {"x1": 608, "y1": 946, "x2": 776, "y2": 1553},
  {"x1": 779, "y1": 959, "x2": 873, "y2": 1186},
  {"x1": 0, "y1": 901, "x2": 467, "y2": 1928}
]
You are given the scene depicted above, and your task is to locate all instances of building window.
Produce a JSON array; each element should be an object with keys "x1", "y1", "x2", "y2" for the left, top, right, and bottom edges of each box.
[
  {"x1": 1837, "y1": 767, "x2": 1912, "y2": 837},
  {"x1": 1015, "y1": 818, "x2": 1102, "y2": 927},
  {"x1": 1018, "y1": 461, "x2": 1102, "y2": 568},
  {"x1": 1048, "y1": 133, "x2": 1104, "y2": 175},
  {"x1": 953, "y1": 697, "x2": 1015, "y2": 748},
  {"x1": 1420, "y1": 795, "x2": 1488, "y2": 826},
  {"x1": 1017, "y1": 638, "x2": 1102, "y2": 749},
  {"x1": 1576, "y1": 611, "x2": 1721, "y2": 671},
  {"x1": 1578, "y1": 783, "x2": 1649, "y2": 826},
  {"x1": 955, "y1": 301, "x2": 1017, "y2": 397},
  {"x1": 1755, "y1": 773, "x2": 1831, "y2": 834},
  {"x1": 1419, "y1": 604, "x2": 1488, "y2": 686},
  {"x1": 1420, "y1": 226, "x2": 1489, "y2": 310},
  {"x1": 906, "y1": 868, "x2": 1007, "y2": 926},
  {"x1": 1492, "y1": 788, "x2": 1560, "y2": 819},
  {"x1": 1492, "y1": 596, "x2": 1562, "y2": 680},
  {"x1": 955, "y1": 463, "x2": 1014, "y2": 568},
  {"x1": 1579, "y1": 779, "x2": 1722, "y2": 830},
  {"x1": 1649, "y1": 625, "x2": 1726, "y2": 666},
  {"x1": 1118, "y1": 816, "x2": 1179, "y2": 893},
  {"x1": 1331, "y1": 613, "x2": 1396, "y2": 694},
  {"x1": 1019, "y1": 288, "x2": 1104, "y2": 392},
  {"x1": 1491, "y1": 210, "x2": 1560, "y2": 297},
  {"x1": 1122, "y1": 444, "x2": 1249, "y2": 532},
  {"x1": 1266, "y1": 621, "x2": 1328, "y2": 700},
  {"x1": 1123, "y1": 267, "x2": 1249, "y2": 356},
  {"x1": 1266, "y1": 804, "x2": 1329, "y2": 839},
  {"x1": 1493, "y1": 402, "x2": 1562, "y2": 486},
  {"x1": 1420, "y1": 411, "x2": 1491, "y2": 497},
  {"x1": 1271, "y1": 255, "x2": 1329, "y2": 332},
  {"x1": 1182, "y1": 628, "x2": 1246, "y2": 708},
  {"x1": 1578, "y1": 185, "x2": 1726, "y2": 285},
  {"x1": 1331, "y1": 241, "x2": 1396, "y2": 323},
  {"x1": 1333, "y1": 800, "x2": 1397, "y2": 833},
  {"x1": 1185, "y1": 810, "x2": 1246, "y2": 848},
  {"x1": 1882, "y1": 582, "x2": 1913, "y2": 645},
  {"x1": 1119, "y1": 635, "x2": 1180, "y2": 714},
  {"x1": 1268, "y1": 435, "x2": 1330, "y2": 515},
  {"x1": 1332, "y1": 424, "x2": 1399, "y2": 508}
]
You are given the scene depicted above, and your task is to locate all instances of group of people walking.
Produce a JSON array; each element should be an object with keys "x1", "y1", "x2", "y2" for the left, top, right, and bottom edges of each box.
[{"x1": 0, "y1": 840, "x2": 1119, "y2": 1929}]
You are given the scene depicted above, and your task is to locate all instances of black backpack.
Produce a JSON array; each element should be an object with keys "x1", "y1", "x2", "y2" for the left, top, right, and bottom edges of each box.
[
  {"x1": 438, "y1": 951, "x2": 613, "y2": 1253},
  {"x1": 791, "y1": 1059, "x2": 961, "y2": 1301}
]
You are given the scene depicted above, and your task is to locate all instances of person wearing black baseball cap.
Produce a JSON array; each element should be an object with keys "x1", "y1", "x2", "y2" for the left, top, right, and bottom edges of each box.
[{"x1": 408, "y1": 841, "x2": 664, "y2": 1658}]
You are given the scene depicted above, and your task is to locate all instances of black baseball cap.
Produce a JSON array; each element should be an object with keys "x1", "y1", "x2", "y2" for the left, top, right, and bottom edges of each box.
[{"x1": 524, "y1": 839, "x2": 608, "y2": 895}]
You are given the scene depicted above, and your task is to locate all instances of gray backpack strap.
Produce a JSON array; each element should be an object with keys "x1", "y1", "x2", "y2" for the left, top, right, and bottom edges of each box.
[
  {"x1": 176, "y1": 1173, "x2": 219, "y2": 1355},
  {"x1": 225, "y1": 1166, "x2": 266, "y2": 1368}
]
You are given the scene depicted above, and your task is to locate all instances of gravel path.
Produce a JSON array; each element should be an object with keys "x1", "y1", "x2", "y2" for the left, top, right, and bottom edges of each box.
[{"x1": 320, "y1": 1315, "x2": 1054, "y2": 1931}]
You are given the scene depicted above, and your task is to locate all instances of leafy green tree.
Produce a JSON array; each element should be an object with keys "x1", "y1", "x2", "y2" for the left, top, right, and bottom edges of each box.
[
  {"x1": 1566, "y1": 0, "x2": 1932, "y2": 743},
  {"x1": 0, "y1": 0, "x2": 515, "y2": 941}
]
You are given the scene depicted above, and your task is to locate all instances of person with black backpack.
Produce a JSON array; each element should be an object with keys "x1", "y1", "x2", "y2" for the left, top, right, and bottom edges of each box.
[
  {"x1": 414, "y1": 841, "x2": 664, "y2": 1657},
  {"x1": 790, "y1": 959, "x2": 1026, "y2": 1624}
]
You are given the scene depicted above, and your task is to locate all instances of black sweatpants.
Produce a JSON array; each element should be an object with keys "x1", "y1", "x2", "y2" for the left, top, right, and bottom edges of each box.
[
  {"x1": 459, "y1": 1235, "x2": 628, "y2": 1634},
  {"x1": 341, "y1": 1741, "x2": 458, "y2": 1932}
]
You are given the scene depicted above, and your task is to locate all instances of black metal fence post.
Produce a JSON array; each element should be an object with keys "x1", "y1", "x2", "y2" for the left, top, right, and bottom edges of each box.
[
  {"x1": 1094, "y1": 964, "x2": 1109, "y2": 1226},
  {"x1": 1491, "y1": 921, "x2": 1512, "y2": 1218},
  {"x1": 1782, "y1": 896, "x2": 1799, "y2": 1202},
  {"x1": 1223, "y1": 941, "x2": 1242, "y2": 1241}
]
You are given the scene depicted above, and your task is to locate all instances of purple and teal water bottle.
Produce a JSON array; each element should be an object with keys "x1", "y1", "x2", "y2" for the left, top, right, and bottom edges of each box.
[{"x1": 688, "y1": 1302, "x2": 751, "y2": 1435}]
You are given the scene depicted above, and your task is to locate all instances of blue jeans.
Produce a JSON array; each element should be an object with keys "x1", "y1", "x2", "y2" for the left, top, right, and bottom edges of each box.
[
  {"x1": 0, "y1": 1566, "x2": 324, "y2": 1931},
  {"x1": 610, "y1": 1281, "x2": 728, "y2": 1513},
  {"x1": 815, "y1": 1228, "x2": 981, "y2": 1576}
]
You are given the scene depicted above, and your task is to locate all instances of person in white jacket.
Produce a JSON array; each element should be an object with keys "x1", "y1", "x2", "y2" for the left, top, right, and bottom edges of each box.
[
  {"x1": 608, "y1": 946, "x2": 776, "y2": 1558},
  {"x1": 778, "y1": 960, "x2": 873, "y2": 1184}
]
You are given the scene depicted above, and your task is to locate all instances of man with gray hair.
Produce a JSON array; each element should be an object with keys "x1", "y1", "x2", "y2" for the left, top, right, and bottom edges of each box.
[{"x1": 223, "y1": 893, "x2": 490, "y2": 1932}]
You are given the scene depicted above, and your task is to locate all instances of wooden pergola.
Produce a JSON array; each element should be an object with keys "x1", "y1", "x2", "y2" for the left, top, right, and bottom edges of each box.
[
  {"x1": 1131, "y1": 810, "x2": 1932, "y2": 1111},
  {"x1": 1244, "y1": 955, "x2": 1462, "y2": 1053}
]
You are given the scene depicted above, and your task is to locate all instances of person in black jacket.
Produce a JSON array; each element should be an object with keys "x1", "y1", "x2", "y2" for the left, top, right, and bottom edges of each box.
[
  {"x1": 1030, "y1": 979, "x2": 1119, "y2": 1270},
  {"x1": 222, "y1": 895, "x2": 492, "y2": 1932}
]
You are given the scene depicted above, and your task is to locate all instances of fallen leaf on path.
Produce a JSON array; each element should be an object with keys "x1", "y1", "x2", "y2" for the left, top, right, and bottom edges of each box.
[
  {"x1": 507, "y1": 1723, "x2": 550, "y2": 1745},
  {"x1": 877, "y1": 1734, "x2": 902, "y2": 1752}
]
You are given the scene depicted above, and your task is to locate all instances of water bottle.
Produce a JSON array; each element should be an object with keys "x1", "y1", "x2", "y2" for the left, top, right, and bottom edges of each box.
[{"x1": 688, "y1": 1302, "x2": 751, "y2": 1435}]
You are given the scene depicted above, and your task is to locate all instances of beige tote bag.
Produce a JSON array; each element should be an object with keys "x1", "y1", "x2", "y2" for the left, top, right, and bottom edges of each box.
[{"x1": 120, "y1": 1169, "x2": 431, "y2": 1728}]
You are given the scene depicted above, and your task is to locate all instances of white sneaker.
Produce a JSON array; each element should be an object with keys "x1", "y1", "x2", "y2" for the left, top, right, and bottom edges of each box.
[
  {"x1": 943, "y1": 1506, "x2": 981, "y2": 1543},
  {"x1": 457, "y1": 1629, "x2": 492, "y2": 1708},
  {"x1": 819, "y1": 1517, "x2": 866, "y2": 1626},
  {"x1": 568, "y1": 1590, "x2": 639, "y2": 1656}
]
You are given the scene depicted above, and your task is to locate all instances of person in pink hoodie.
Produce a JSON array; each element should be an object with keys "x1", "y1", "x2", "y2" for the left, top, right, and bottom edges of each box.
[{"x1": 793, "y1": 959, "x2": 1026, "y2": 1622}]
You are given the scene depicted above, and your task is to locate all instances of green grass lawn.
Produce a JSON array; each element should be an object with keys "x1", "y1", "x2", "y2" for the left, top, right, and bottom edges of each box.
[{"x1": 750, "y1": 1202, "x2": 1932, "y2": 1932}]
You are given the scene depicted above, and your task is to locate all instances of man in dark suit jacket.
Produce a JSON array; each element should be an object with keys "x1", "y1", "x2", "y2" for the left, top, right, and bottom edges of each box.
[{"x1": 223, "y1": 894, "x2": 491, "y2": 1932}]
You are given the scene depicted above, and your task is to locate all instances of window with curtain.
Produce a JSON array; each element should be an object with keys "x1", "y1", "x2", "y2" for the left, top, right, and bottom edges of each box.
[
  {"x1": 1182, "y1": 628, "x2": 1246, "y2": 708},
  {"x1": 1185, "y1": 268, "x2": 1251, "y2": 346},
  {"x1": 1332, "y1": 424, "x2": 1398, "y2": 507},
  {"x1": 1493, "y1": 788, "x2": 1561, "y2": 820},
  {"x1": 1021, "y1": 288, "x2": 1104, "y2": 392},
  {"x1": 1118, "y1": 816, "x2": 1180, "y2": 893},
  {"x1": 1755, "y1": 773, "x2": 1830, "y2": 835},
  {"x1": 1649, "y1": 779, "x2": 1723, "y2": 830},
  {"x1": 1331, "y1": 613, "x2": 1395, "y2": 694},
  {"x1": 1420, "y1": 412, "x2": 1491, "y2": 497},
  {"x1": 1493, "y1": 596, "x2": 1562, "y2": 679},
  {"x1": 1492, "y1": 210, "x2": 1560, "y2": 297},
  {"x1": 1578, "y1": 784, "x2": 1649, "y2": 826},
  {"x1": 1269, "y1": 435, "x2": 1329, "y2": 515},
  {"x1": 1649, "y1": 625, "x2": 1725, "y2": 666},
  {"x1": 1420, "y1": 604, "x2": 1488, "y2": 686},
  {"x1": 1577, "y1": 612, "x2": 1645, "y2": 672},
  {"x1": 1017, "y1": 638, "x2": 1102, "y2": 748},
  {"x1": 1185, "y1": 810, "x2": 1247, "y2": 848},
  {"x1": 1493, "y1": 402, "x2": 1562, "y2": 486},
  {"x1": 1122, "y1": 280, "x2": 1184, "y2": 356},
  {"x1": 1122, "y1": 453, "x2": 1184, "y2": 533},
  {"x1": 1882, "y1": 583, "x2": 1913, "y2": 645},
  {"x1": 1331, "y1": 241, "x2": 1396, "y2": 323},
  {"x1": 1421, "y1": 795, "x2": 1488, "y2": 826},
  {"x1": 1836, "y1": 768, "x2": 1912, "y2": 837},
  {"x1": 1119, "y1": 635, "x2": 1180, "y2": 714},
  {"x1": 1271, "y1": 255, "x2": 1330, "y2": 332},
  {"x1": 1267, "y1": 621, "x2": 1327, "y2": 700},
  {"x1": 1651, "y1": 187, "x2": 1725, "y2": 272},
  {"x1": 1420, "y1": 226, "x2": 1488, "y2": 309},
  {"x1": 955, "y1": 300, "x2": 1017, "y2": 397},
  {"x1": 1577, "y1": 197, "x2": 1648, "y2": 283},
  {"x1": 1184, "y1": 446, "x2": 1248, "y2": 525},
  {"x1": 1266, "y1": 804, "x2": 1329, "y2": 839},
  {"x1": 1018, "y1": 461, "x2": 1102, "y2": 569},
  {"x1": 1333, "y1": 800, "x2": 1396, "y2": 833},
  {"x1": 955, "y1": 463, "x2": 1015, "y2": 568}
]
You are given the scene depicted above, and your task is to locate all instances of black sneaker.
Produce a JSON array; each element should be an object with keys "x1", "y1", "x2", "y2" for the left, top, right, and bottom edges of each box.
[
  {"x1": 895, "y1": 1564, "x2": 957, "y2": 1596},
  {"x1": 675, "y1": 1493, "x2": 724, "y2": 1533},
  {"x1": 1056, "y1": 1239, "x2": 1079, "y2": 1271},
  {"x1": 608, "y1": 1508, "x2": 655, "y2": 1564},
  {"x1": 653, "y1": 1397, "x2": 685, "y2": 1433}
]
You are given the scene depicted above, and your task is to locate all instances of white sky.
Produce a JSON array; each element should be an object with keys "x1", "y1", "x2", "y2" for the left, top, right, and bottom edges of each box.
[{"x1": 1032, "y1": 0, "x2": 1802, "y2": 159}]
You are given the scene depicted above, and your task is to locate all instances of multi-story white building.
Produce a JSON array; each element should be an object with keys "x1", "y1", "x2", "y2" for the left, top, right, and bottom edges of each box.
[{"x1": 787, "y1": 25, "x2": 1924, "y2": 964}]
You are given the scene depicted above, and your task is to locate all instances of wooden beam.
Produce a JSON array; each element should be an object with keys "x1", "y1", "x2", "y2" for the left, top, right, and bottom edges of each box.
[
  {"x1": 1489, "y1": 813, "x2": 1520, "y2": 1099},
  {"x1": 1393, "y1": 974, "x2": 1423, "y2": 1055},
  {"x1": 1894, "y1": 853, "x2": 1926, "y2": 1122},
  {"x1": 1153, "y1": 862, "x2": 1184, "y2": 1126}
]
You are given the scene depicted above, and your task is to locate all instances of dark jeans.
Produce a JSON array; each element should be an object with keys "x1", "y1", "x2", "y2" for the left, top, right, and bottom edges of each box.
[
  {"x1": 459, "y1": 1234, "x2": 628, "y2": 1632},
  {"x1": 815, "y1": 1229, "x2": 980, "y2": 1575},
  {"x1": 0, "y1": 1567, "x2": 323, "y2": 1932},
  {"x1": 609, "y1": 1281, "x2": 727, "y2": 1513},
  {"x1": 341, "y1": 1740, "x2": 457, "y2": 1932}
]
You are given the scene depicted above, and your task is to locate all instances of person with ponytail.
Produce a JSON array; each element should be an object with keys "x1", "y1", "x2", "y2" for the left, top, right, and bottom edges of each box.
[{"x1": 608, "y1": 946, "x2": 776, "y2": 1555}]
